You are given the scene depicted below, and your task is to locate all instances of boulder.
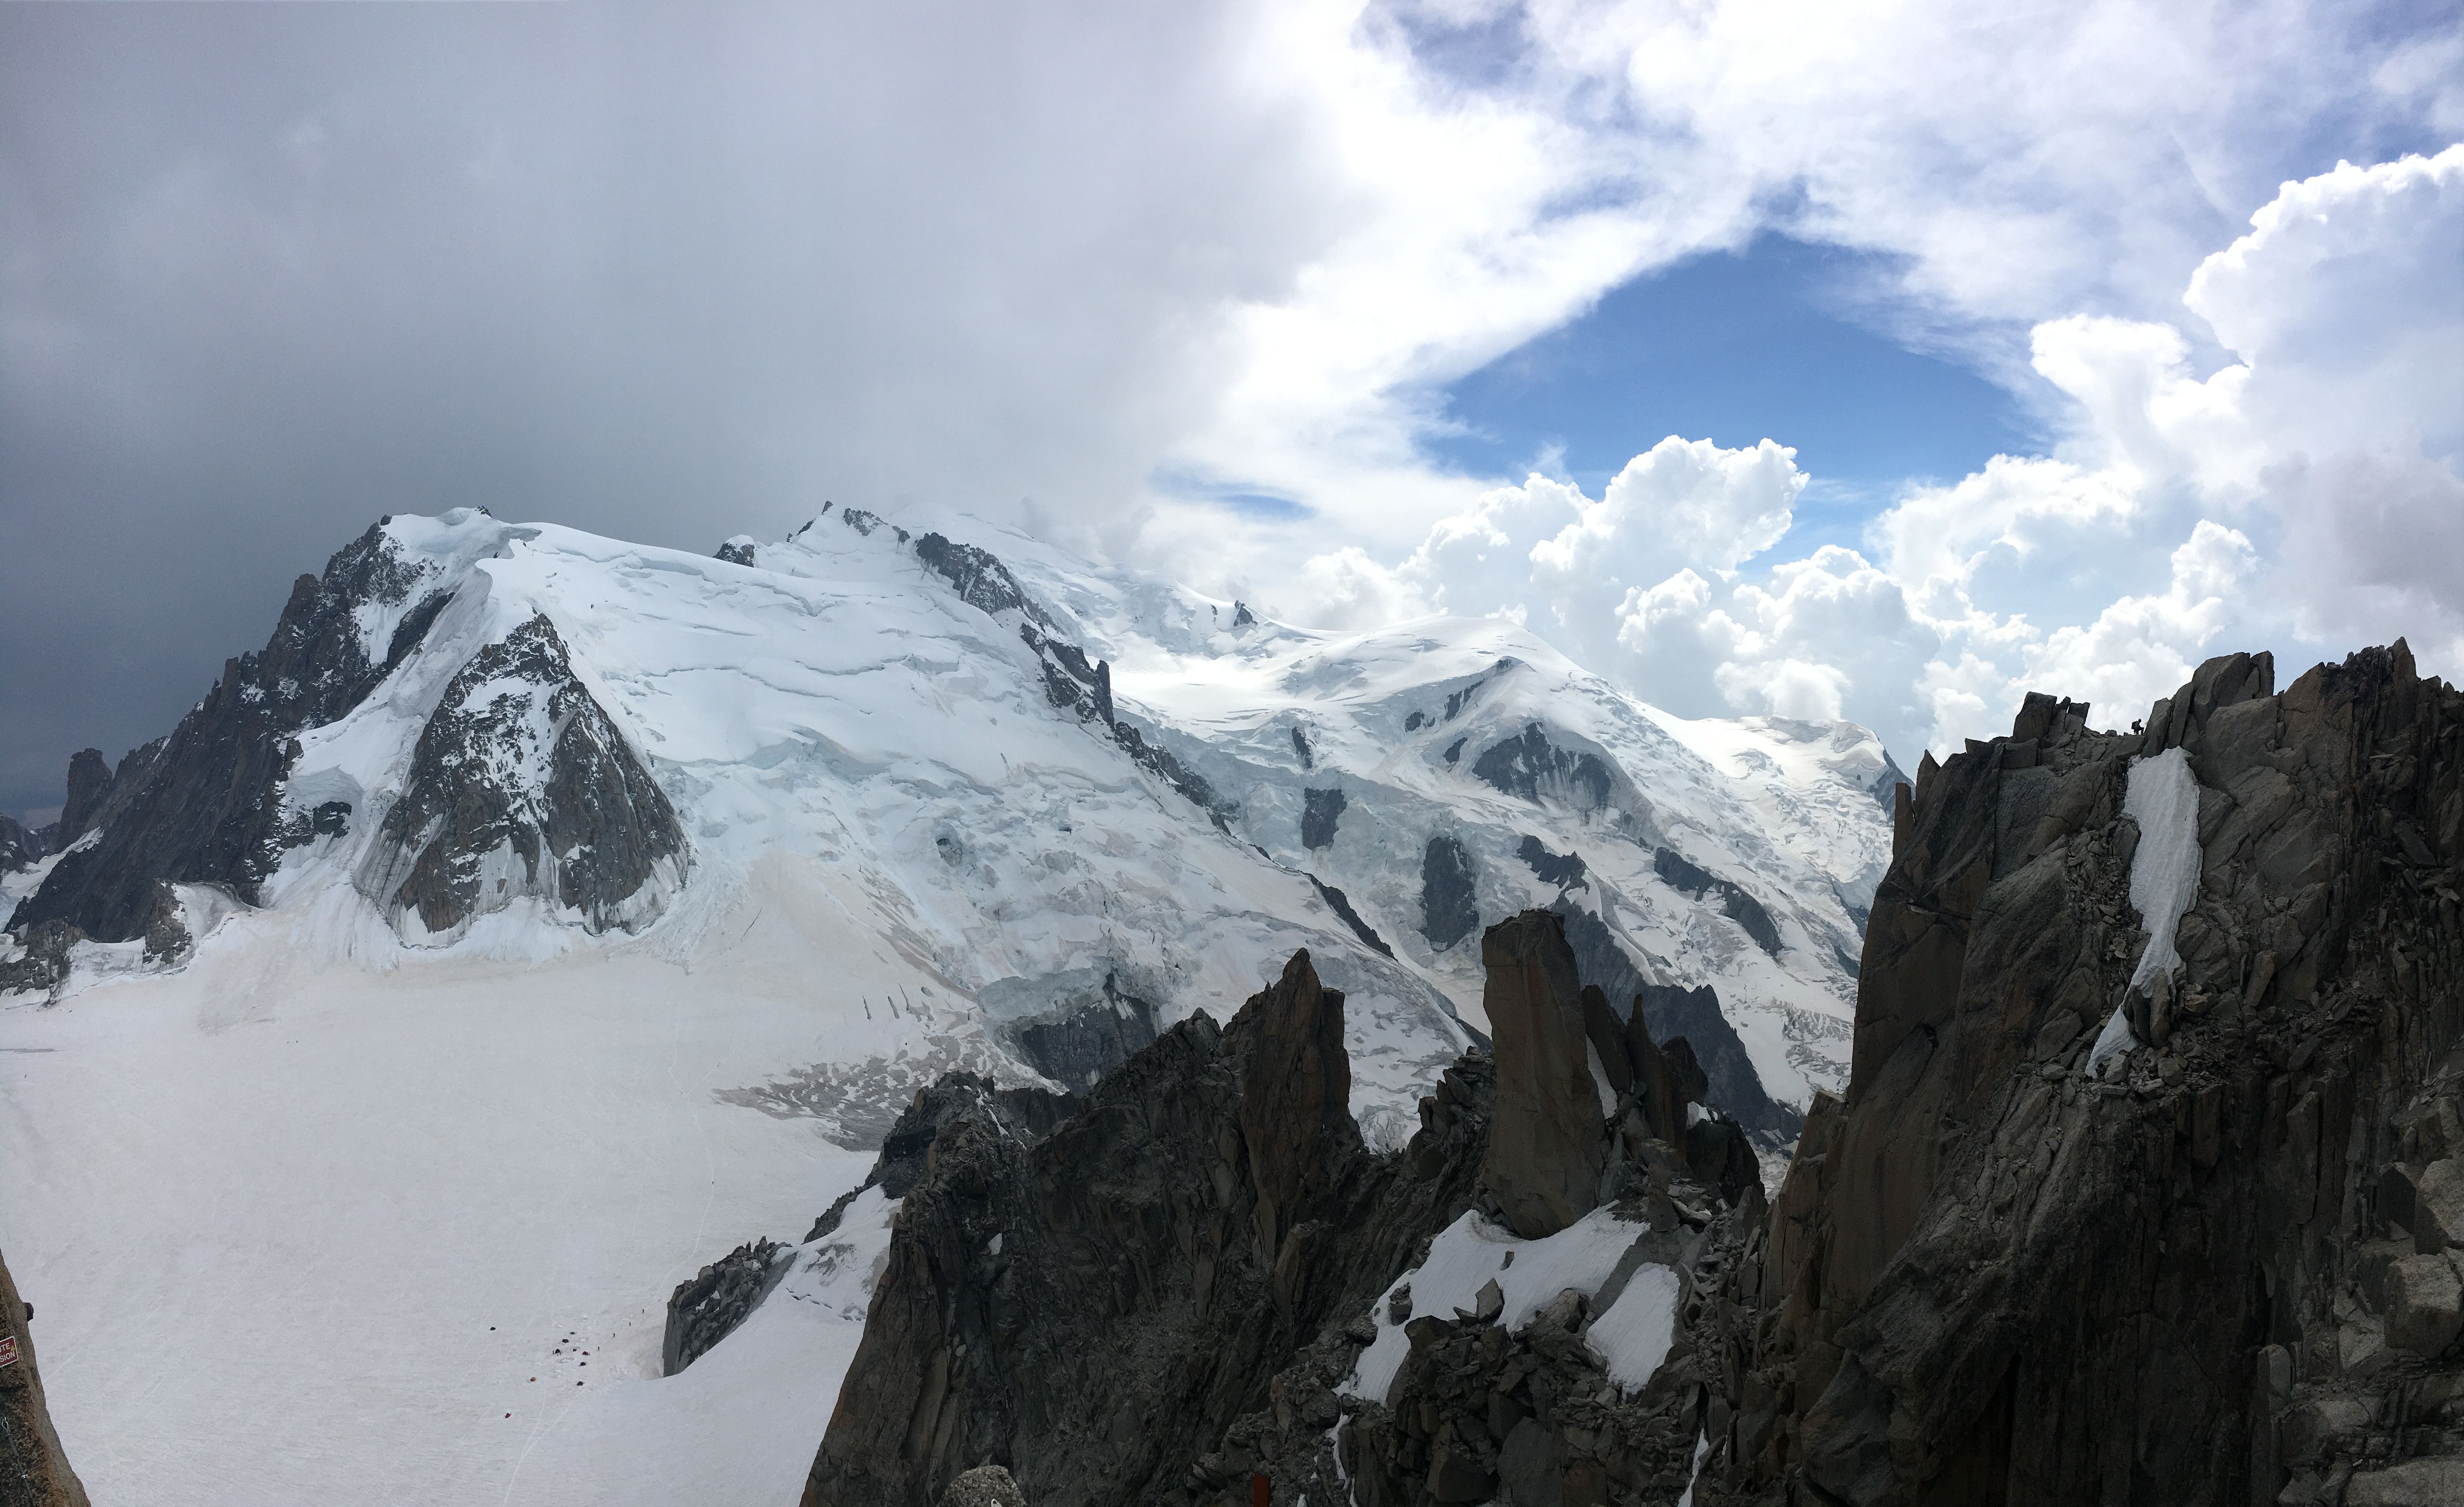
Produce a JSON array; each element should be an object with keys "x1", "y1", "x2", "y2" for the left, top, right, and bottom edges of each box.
[
  {"x1": 2414, "y1": 1159, "x2": 2464, "y2": 1251},
  {"x1": 1477, "y1": 912, "x2": 1606, "y2": 1238},
  {"x1": 2385, "y1": 1254, "x2": 2462, "y2": 1357}
]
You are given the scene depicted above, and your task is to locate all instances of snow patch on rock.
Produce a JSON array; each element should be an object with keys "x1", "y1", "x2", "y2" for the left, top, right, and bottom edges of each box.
[
  {"x1": 2088, "y1": 746, "x2": 2203, "y2": 1073},
  {"x1": 1344, "y1": 1206, "x2": 1665, "y2": 1405}
]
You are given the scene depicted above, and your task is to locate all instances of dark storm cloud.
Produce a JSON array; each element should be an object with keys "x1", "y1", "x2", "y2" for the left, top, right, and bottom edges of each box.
[{"x1": 0, "y1": 1, "x2": 1346, "y2": 815}]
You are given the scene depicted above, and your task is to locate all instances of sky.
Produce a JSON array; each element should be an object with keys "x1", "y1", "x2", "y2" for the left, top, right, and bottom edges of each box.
[{"x1": 3, "y1": 0, "x2": 2461, "y2": 821}]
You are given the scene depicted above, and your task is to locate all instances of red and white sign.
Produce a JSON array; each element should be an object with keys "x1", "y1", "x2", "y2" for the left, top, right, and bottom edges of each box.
[{"x1": 0, "y1": 1332, "x2": 17, "y2": 1367}]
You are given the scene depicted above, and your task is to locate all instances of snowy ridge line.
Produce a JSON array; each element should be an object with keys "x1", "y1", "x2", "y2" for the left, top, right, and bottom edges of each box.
[
  {"x1": 969, "y1": 512, "x2": 1899, "y2": 1118},
  {"x1": 9, "y1": 505, "x2": 1897, "y2": 1137}
]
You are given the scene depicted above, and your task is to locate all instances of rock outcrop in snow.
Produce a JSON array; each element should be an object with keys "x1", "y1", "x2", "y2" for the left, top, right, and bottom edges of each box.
[
  {"x1": 361, "y1": 612, "x2": 686, "y2": 942},
  {"x1": 0, "y1": 815, "x2": 40, "y2": 874},
  {"x1": 1671, "y1": 645, "x2": 2464, "y2": 1505}
]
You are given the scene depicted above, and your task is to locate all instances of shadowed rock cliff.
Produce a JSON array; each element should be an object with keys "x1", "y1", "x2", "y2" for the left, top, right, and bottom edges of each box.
[
  {"x1": 795, "y1": 917, "x2": 1767, "y2": 1506},
  {"x1": 1676, "y1": 645, "x2": 2464, "y2": 1506},
  {"x1": 1, "y1": 1243, "x2": 88, "y2": 1507},
  {"x1": 800, "y1": 949, "x2": 1482, "y2": 1506},
  {"x1": 1480, "y1": 911, "x2": 1609, "y2": 1238}
]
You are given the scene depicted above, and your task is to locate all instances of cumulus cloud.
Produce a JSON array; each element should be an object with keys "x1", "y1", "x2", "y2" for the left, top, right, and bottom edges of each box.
[
  {"x1": 1156, "y1": 0, "x2": 2457, "y2": 539},
  {"x1": 1395, "y1": 435, "x2": 1802, "y2": 669},
  {"x1": 1300, "y1": 146, "x2": 2462, "y2": 762}
]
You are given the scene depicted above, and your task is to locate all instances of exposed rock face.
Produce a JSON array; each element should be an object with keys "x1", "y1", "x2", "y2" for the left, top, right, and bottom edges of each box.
[
  {"x1": 796, "y1": 914, "x2": 1768, "y2": 1507},
  {"x1": 1302, "y1": 788, "x2": 1347, "y2": 850},
  {"x1": 669, "y1": 1073, "x2": 1080, "y2": 1374},
  {"x1": 2, "y1": 1241, "x2": 91, "y2": 1507},
  {"x1": 0, "y1": 817, "x2": 38, "y2": 874},
  {"x1": 1338, "y1": 1208, "x2": 1751, "y2": 1507},
  {"x1": 923, "y1": 529, "x2": 1230, "y2": 831},
  {"x1": 1239, "y1": 952, "x2": 1360, "y2": 1259},
  {"x1": 10, "y1": 520, "x2": 456, "y2": 942},
  {"x1": 988, "y1": 971, "x2": 1161, "y2": 1090},
  {"x1": 803, "y1": 1072, "x2": 1081, "y2": 1249},
  {"x1": 1680, "y1": 645, "x2": 2464, "y2": 1505},
  {"x1": 1478, "y1": 911, "x2": 1607, "y2": 1239},
  {"x1": 1651, "y1": 848, "x2": 1783, "y2": 958},
  {"x1": 1422, "y1": 836, "x2": 1479, "y2": 950},
  {"x1": 714, "y1": 536, "x2": 758, "y2": 567},
  {"x1": 53, "y1": 752, "x2": 111, "y2": 847},
  {"x1": 1474, "y1": 724, "x2": 1615, "y2": 812},
  {"x1": 937, "y1": 1464, "x2": 1027, "y2": 1507},
  {"x1": 1552, "y1": 901, "x2": 1798, "y2": 1143},
  {"x1": 1518, "y1": 836, "x2": 1588, "y2": 890},
  {"x1": 801, "y1": 951, "x2": 1492, "y2": 1507},
  {"x1": 0, "y1": 923, "x2": 78, "y2": 999},
  {"x1": 663, "y1": 1239, "x2": 788, "y2": 1375},
  {"x1": 919, "y1": 532, "x2": 1045, "y2": 623},
  {"x1": 1307, "y1": 875, "x2": 1397, "y2": 961},
  {"x1": 361, "y1": 613, "x2": 686, "y2": 941}
]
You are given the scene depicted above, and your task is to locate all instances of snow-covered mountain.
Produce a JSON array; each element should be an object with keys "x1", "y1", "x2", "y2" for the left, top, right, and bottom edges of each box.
[
  {"x1": 0, "y1": 505, "x2": 1896, "y2": 1504},
  {"x1": 6, "y1": 505, "x2": 1896, "y2": 1131}
]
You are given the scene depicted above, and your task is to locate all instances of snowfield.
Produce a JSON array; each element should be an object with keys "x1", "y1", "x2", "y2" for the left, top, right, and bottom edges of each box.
[
  {"x1": 0, "y1": 924, "x2": 874, "y2": 1505},
  {"x1": 2, "y1": 507, "x2": 1895, "y2": 1503}
]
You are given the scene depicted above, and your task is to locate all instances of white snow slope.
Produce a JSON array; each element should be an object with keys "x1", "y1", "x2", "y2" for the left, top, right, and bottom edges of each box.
[{"x1": 0, "y1": 506, "x2": 1894, "y2": 1505}]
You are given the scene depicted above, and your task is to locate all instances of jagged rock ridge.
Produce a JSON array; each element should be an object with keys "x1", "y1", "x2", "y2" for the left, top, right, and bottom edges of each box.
[
  {"x1": 8, "y1": 519, "x2": 458, "y2": 942},
  {"x1": 1550, "y1": 901, "x2": 1796, "y2": 1142},
  {"x1": 1669, "y1": 646, "x2": 2464, "y2": 1506},
  {"x1": 792, "y1": 915, "x2": 1763, "y2": 1507}
]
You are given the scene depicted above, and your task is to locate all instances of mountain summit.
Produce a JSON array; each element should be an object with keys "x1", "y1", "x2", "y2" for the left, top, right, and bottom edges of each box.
[{"x1": 5, "y1": 506, "x2": 1896, "y2": 1141}]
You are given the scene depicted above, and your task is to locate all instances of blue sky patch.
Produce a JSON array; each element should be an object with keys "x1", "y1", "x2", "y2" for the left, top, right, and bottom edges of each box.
[{"x1": 1429, "y1": 235, "x2": 2040, "y2": 550}]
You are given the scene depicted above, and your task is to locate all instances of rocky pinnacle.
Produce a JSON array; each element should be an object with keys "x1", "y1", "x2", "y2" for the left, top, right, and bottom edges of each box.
[
  {"x1": 1478, "y1": 910, "x2": 1608, "y2": 1238},
  {"x1": 1237, "y1": 950, "x2": 1360, "y2": 1263}
]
